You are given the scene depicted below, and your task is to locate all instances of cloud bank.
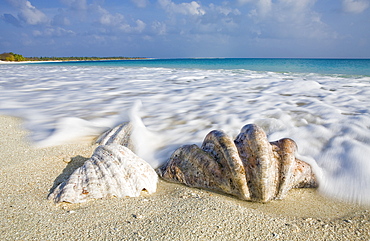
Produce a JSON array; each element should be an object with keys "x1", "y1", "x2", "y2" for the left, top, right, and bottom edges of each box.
[
  {"x1": 0, "y1": 0, "x2": 369, "y2": 58},
  {"x1": 342, "y1": 0, "x2": 369, "y2": 13}
]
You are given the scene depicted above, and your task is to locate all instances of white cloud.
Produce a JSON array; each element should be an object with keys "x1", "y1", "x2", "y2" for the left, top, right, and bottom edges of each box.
[
  {"x1": 95, "y1": 5, "x2": 146, "y2": 33},
  {"x1": 243, "y1": 0, "x2": 317, "y2": 19},
  {"x1": 5, "y1": 0, "x2": 49, "y2": 25},
  {"x1": 244, "y1": 0, "x2": 336, "y2": 40},
  {"x1": 342, "y1": 0, "x2": 369, "y2": 13},
  {"x1": 193, "y1": 3, "x2": 241, "y2": 35},
  {"x1": 152, "y1": 21, "x2": 167, "y2": 35},
  {"x1": 159, "y1": 0, "x2": 206, "y2": 16},
  {"x1": 99, "y1": 12, "x2": 124, "y2": 26},
  {"x1": 237, "y1": 0, "x2": 272, "y2": 17},
  {"x1": 19, "y1": 5, "x2": 48, "y2": 25},
  {"x1": 209, "y1": 3, "x2": 241, "y2": 16},
  {"x1": 153, "y1": 2, "x2": 242, "y2": 39},
  {"x1": 257, "y1": 0, "x2": 272, "y2": 16},
  {"x1": 134, "y1": 19, "x2": 146, "y2": 32},
  {"x1": 116, "y1": 19, "x2": 146, "y2": 33},
  {"x1": 131, "y1": 0, "x2": 149, "y2": 8},
  {"x1": 33, "y1": 27, "x2": 75, "y2": 37}
]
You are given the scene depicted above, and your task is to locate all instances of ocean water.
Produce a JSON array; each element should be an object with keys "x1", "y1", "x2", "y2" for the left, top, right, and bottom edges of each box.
[
  {"x1": 1, "y1": 58, "x2": 370, "y2": 204},
  {"x1": 40, "y1": 58, "x2": 370, "y2": 75}
]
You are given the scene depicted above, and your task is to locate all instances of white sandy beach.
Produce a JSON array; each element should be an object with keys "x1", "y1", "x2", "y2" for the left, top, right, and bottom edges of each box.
[
  {"x1": 0, "y1": 60, "x2": 63, "y2": 64},
  {"x1": 0, "y1": 115, "x2": 369, "y2": 240}
]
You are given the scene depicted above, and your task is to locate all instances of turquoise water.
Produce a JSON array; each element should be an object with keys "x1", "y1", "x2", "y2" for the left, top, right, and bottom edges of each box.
[{"x1": 36, "y1": 58, "x2": 370, "y2": 75}]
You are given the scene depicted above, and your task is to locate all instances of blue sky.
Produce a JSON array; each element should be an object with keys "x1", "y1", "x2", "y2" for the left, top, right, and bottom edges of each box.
[{"x1": 1, "y1": 0, "x2": 369, "y2": 58}]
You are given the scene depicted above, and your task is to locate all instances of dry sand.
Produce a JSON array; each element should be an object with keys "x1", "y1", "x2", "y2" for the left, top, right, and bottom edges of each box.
[{"x1": 0, "y1": 115, "x2": 369, "y2": 240}]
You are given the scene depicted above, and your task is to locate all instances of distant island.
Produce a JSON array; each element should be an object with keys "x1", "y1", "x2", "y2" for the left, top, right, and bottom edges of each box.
[{"x1": 0, "y1": 52, "x2": 146, "y2": 62}]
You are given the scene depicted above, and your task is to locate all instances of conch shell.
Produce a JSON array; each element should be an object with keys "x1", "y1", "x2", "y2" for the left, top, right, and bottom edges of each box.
[
  {"x1": 49, "y1": 143, "x2": 158, "y2": 204},
  {"x1": 158, "y1": 124, "x2": 317, "y2": 203}
]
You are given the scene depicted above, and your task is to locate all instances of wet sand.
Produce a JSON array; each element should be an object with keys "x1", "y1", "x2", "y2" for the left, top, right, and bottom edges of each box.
[{"x1": 0, "y1": 115, "x2": 369, "y2": 240}]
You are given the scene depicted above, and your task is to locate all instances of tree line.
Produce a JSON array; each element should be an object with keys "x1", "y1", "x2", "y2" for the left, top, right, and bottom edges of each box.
[
  {"x1": 0, "y1": 52, "x2": 26, "y2": 61},
  {"x1": 0, "y1": 52, "x2": 144, "y2": 62}
]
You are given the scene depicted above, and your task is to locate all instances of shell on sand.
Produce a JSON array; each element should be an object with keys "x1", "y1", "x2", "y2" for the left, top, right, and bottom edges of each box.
[
  {"x1": 49, "y1": 143, "x2": 158, "y2": 204},
  {"x1": 158, "y1": 124, "x2": 317, "y2": 203}
]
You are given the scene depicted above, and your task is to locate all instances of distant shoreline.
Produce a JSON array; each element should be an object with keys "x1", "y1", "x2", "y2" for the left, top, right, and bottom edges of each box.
[
  {"x1": 0, "y1": 57, "x2": 148, "y2": 64},
  {"x1": 2, "y1": 57, "x2": 370, "y2": 65}
]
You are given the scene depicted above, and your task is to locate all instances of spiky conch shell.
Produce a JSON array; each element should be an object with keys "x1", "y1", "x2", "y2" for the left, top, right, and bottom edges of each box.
[{"x1": 48, "y1": 143, "x2": 158, "y2": 204}]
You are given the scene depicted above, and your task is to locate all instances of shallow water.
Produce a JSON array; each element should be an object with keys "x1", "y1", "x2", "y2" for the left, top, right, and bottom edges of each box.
[{"x1": 1, "y1": 59, "x2": 370, "y2": 205}]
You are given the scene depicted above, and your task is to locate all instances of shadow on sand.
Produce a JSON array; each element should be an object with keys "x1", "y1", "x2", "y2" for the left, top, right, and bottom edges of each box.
[{"x1": 48, "y1": 155, "x2": 89, "y2": 196}]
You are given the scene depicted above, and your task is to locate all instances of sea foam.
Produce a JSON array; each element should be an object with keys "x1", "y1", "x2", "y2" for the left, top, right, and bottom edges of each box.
[{"x1": 1, "y1": 64, "x2": 370, "y2": 205}]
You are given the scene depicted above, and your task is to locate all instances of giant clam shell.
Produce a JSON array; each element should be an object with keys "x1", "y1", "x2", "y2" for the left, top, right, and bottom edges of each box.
[
  {"x1": 96, "y1": 122, "x2": 134, "y2": 151},
  {"x1": 159, "y1": 124, "x2": 317, "y2": 203},
  {"x1": 49, "y1": 143, "x2": 157, "y2": 204}
]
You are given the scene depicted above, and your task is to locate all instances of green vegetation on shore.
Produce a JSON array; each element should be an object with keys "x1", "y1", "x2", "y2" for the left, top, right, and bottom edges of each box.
[
  {"x1": 0, "y1": 52, "x2": 145, "y2": 62},
  {"x1": 0, "y1": 52, "x2": 26, "y2": 61}
]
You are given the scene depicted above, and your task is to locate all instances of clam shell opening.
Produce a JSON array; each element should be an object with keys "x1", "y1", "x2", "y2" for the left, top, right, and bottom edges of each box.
[{"x1": 48, "y1": 122, "x2": 317, "y2": 204}]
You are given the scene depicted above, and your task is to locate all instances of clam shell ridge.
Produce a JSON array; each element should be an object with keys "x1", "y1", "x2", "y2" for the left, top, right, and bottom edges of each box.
[
  {"x1": 48, "y1": 143, "x2": 158, "y2": 204},
  {"x1": 96, "y1": 122, "x2": 134, "y2": 152},
  {"x1": 159, "y1": 124, "x2": 317, "y2": 203}
]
